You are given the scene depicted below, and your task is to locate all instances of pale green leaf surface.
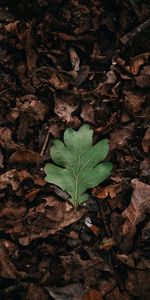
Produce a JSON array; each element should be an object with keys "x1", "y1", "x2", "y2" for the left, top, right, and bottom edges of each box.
[{"x1": 44, "y1": 125, "x2": 112, "y2": 207}]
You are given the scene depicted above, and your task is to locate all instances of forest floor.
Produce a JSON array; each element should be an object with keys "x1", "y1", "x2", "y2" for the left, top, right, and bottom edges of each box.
[{"x1": 0, "y1": 1, "x2": 150, "y2": 299}]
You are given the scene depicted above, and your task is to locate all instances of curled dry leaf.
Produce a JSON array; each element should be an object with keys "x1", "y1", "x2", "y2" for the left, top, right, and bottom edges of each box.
[
  {"x1": 54, "y1": 97, "x2": 78, "y2": 123},
  {"x1": 122, "y1": 179, "x2": 150, "y2": 238}
]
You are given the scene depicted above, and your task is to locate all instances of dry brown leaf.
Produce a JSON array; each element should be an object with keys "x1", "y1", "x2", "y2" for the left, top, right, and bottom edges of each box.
[
  {"x1": 82, "y1": 289, "x2": 103, "y2": 300},
  {"x1": 16, "y1": 95, "x2": 48, "y2": 121},
  {"x1": 130, "y1": 53, "x2": 150, "y2": 75},
  {"x1": 135, "y1": 74, "x2": 150, "y2": 88},
  {"x1": 109, "y1": 123, "x2": 135, "y2": 151},
  {"x1": 5, "y1": 20, "x2": 19, "y2": 33},
  {"x1": 0, "y1": 243, "x2": 27, "y2": 279},
  {"x1": 48, "y1": 72, "x2": 68, "y2": 90},
  {"x1": 81, "y1": 103, "x2": 95, "y2": 124},
  {"x1": 9, "y1": 149, "x2": 43, "y2": 164},
  {"x1": 124, "y1": 91, "x2": 145, "y2": 113},
  {"x1": 122, "y1": 179, "x2": 150, "y2": 238},
  {"x1": 54, "y1": 97, "x2": 77, "y2": 123},
  {"x1": 0, "y1": 127, "x2": 21, "y2": 150},
  {"x1": 73, "y1": 65, "x2": 90, "y2": 86},
  {"x1": 69, "y1": 47, "x2": 80, "y2": 71},
  {"x1": 0, "y1": 169, "x2": 20, "y2": 190},
  {"x1": 116, "y1": 254, "x2": 135, "y2": 268},
  {"x1": 139, "y1": 158, "x2": 150, "y2": 177},
  {"x1": 11, "y1": 196, "x2": 86, "y2": 245},
  {"x1": 92, "y1": 184, "x2": 122, "y2": 199},
  {"x1": 142, "y1": 127, "x2": 150, "y2": 153},
  {"x1": 46, "y1": 282, "x2": 85, "y2": 300}
]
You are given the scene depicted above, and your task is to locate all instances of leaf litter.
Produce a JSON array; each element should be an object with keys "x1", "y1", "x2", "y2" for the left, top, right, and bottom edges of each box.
[{"x1": 0, "y1": 0, "x2": 150, "y2": 299}]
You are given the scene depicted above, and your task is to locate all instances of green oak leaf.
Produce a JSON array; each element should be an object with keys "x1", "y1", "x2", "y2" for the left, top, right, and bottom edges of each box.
[{"x1": 44, "y1": 124, "x2": 112, "y2": 207}]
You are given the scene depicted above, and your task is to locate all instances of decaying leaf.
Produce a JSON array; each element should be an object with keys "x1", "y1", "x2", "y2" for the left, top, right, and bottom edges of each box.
[
  {"x1": 44, "y1": 125, "x2": 112, "y2": 207},
  {"x1": 122, "y1": 179, "x2": 150, "y2": 238}
]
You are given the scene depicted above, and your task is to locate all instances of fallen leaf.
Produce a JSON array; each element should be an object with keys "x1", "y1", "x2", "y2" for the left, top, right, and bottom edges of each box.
[
  {"x1": 130, "y1": 53, "x2": 150, "y2": 75},
  {"x1": 4, "y1": 20, "x2": 19, "y2": 33},
  {"x1": 46, "y1": 282, "x2": 85, "y2": 300},
  {"x1": 73, "y1": 65, "x2": 89, "y2": 86},
  {"x1": 0, "y1": 169, "x2": 20, "y2": 191},
  {"x1": 54, "y1": 97, "x2": 78, "y2": 123},
  {"x1": 123, "y1": 91, "x2": 145, "y2": 113},
  {"x1": 61, "y1": 253, "x2": 112, "y2": 286},
  {"x1": 16, "y1": 95, "x2": 48, "y2": 121},
  {"x1": 116, "y1": 254, "x2": 135, "y2": 268},
  {"x1": 0, "y1": 242, "x2": 27, "y2": 279},
  {"x1": 139, "y1": 158, "x2": 150, "y2": 177},
  {"x1": 82, "y1": 289, "x2": 103, "y2": 300},
  {"x1": 142, "y1": 127, "x2": 150, "y2": 153},
  {"x1": 27, "y1": 285, "x2": 49, "y2": 300},
  {"x1": 81, "y1": 103, "x2": 95, "y2": 124},
  {"x1": 125, "y1": 269, "x2": 150, "y2": 299},
  {"x1": 135, "y1": 74, "x2": 150, "y2": 88},
  {"x1": 0, "y1": 127, "x2": 21, "y2": 150},
  {"x1": 109, "y1": 123, "x2": 135, "y2": 151},
  {"x1": 92, "y1": 184, "x2": 122, "y2": 199},
  {"x1": 69, "y1": 48, "x2": 80, "y2": 71},
  {"x1": 48, "y1": 72, "x2": 68, "y2": 90},
  {"x1": 16, "y1": 196, "x2": 86, "y2": 245},
  {"x1": 122, "y1": 179, "x2": 150, "y2": 238},
  {"x1": 9, "y1": 149, "x2": 43, "y2": 164}
]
